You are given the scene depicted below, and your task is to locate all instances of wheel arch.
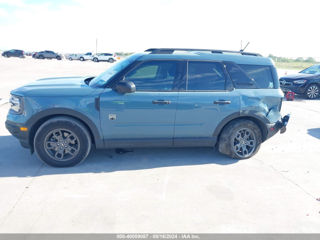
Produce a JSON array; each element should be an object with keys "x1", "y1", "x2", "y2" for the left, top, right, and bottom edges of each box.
[
  {"x1": 26, "y1": 108, "x2": 104, "y2": 152},
  {"x1": 213, "y1": 113, "x2": 269, "y2": 144}
]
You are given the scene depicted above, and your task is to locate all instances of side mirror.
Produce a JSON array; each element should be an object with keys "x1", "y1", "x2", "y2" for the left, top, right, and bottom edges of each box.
[{"x1": 114, "y1": 81, "x2": 136, "y2": 94}]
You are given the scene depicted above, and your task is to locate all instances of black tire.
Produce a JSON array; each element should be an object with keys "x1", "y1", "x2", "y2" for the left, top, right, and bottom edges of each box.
[
  {"x1": 218, "y1": 119, "x2": 262, "y2": 159},
  {"x1": 80, "y1": 57, "x2": 84, "y2": 61},
  {"x1": 56, "y1": 56, "x2": 61, "y2": 60},
  {"x1": 108, "y1": 58, "x2": 115, "y2": 63},
  {"x1": 34, "y1": 117, "x2": 92, "y2": 167},
  {"x1": 305, "y1": 84, "x2": 319, "y2": 99},
  {"x1": 68, "y1": 57, "x2": 73, "y2": 61},
  {"x1": 39, "y1": 55, "x2": 44, "y2": 59},
  {"x1": 93, "y1": 57, "x2": 99, "y2": 62}
]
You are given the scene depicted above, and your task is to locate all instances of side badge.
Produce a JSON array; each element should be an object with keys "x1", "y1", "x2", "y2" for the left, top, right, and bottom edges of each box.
[{"x1": 109, "y1": 114, "x2": 116, "y2": 120}]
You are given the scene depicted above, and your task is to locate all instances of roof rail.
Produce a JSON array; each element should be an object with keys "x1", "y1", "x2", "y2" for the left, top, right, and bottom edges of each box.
[{"x1": 145, "y1": 48, "x2": 262, "y2": 56}]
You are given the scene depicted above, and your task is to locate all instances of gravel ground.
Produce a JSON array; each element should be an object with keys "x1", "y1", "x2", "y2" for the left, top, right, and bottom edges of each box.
[{"x1": 0, "y1": 57, "x2": 319, "y2": 233}]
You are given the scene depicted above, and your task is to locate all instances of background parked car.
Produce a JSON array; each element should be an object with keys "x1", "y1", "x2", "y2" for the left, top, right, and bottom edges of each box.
[
  {"x1": 66, "y1": 53, "x2": 81, "y2": 61},
  {"x1": 79, "y1": 52, "x2": 93, "y2": 61},
  {"x1": 2, "y1": 49, "x2": 25, "y2": 58},
  {"x1": 33, "y1": 50, "x2": 62, "y2": 60},
  {"x1": 92, "y1": 53, "x2": 117, "y2": 63},
  {"x1": 280, "y1": 64, "x2": 320, "y2": 99}
]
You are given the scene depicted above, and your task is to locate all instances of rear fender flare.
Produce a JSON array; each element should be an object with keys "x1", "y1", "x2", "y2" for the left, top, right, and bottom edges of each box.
[{"x1": 213, "y1": 112, "x2": 269, "y2": 142}]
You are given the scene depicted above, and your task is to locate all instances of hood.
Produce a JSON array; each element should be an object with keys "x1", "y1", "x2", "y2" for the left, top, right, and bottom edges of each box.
[
  {"x1": 11, "y1": 76, "x2": 102, "y2": 97},
  {"x1": 280, "y1": 73, "x2": 316, "y2": 81}
]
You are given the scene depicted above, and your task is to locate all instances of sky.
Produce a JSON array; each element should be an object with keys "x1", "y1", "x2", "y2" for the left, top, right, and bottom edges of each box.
[{"x1": 0, "y1": 0, "x2": 319, "y2": 58}]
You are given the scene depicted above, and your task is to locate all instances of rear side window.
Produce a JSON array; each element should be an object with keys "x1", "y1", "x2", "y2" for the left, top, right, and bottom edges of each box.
[
  {"x1": 125, "y1": 60, "x2": 179, "y2": 91},
  {"x1": 239, "y1": 64, "x2": 274, "y2": 89},
  {"x1": 187, "y1": 61, "x2": 226, "y2": 91}
]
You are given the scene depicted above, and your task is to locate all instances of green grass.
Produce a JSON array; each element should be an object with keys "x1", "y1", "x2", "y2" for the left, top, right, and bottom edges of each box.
[{"x1": 274, "y1": 62, "x2": 316, "y2": 70}]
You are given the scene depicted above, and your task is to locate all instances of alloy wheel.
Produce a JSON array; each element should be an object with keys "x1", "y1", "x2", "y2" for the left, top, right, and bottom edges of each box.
[
  {"x1": 44, "y1": 128, "x2": 80, "y2": 161},
  {"x1": 232, "y1": 128, "x2": 256, "y2": 158},
  {"x1": 306, "y1": 85, "x2": 319, "y2": 99}
]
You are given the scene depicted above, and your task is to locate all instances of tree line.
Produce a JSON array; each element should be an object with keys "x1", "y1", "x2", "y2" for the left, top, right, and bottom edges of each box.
[{"x1": 268, "y1": 54, "x2": 317, "y2": 63}]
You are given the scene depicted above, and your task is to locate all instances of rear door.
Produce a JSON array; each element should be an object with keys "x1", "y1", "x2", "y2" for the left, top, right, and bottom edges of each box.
[{"x1": 174, "y1": 61, "x2": 240, "y2": 146}]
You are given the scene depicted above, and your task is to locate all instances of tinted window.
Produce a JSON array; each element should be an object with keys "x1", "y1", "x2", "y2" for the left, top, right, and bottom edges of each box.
[
  {"x1": 239, "y1": 64, "x2": 274, "y2": 89},
  {"x1": 125, "y1": 61, "x2": 179, "y2": 91},
  {"x1": 225, "y1": 62, "x2": 256, "y2": 89},
  {"x1": 187, "y1": 61, "x2": 226, "y2": 91},
  {"x1": 300, "y1": 65, "x2": 320, "y2": 75}
]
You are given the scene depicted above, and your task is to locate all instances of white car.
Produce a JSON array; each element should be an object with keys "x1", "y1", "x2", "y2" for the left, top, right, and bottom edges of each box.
[
  {"x1": 67, "y1": 54, "x2": 81, "y2": 61},
  {"x1": 79, "y1": 52, "x2": 93, "y2": 61},
  {"x1": 92, "y1": 53, "x2": 117, "y2": 63}
]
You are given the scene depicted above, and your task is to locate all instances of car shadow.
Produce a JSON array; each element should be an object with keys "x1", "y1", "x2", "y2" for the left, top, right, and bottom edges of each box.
[
  {"x1": 308, "y1": 128, "x2": 320, "y2": 140},
  {"x1": 0, "y1": 135, "x2": 238, "y2": 178}
]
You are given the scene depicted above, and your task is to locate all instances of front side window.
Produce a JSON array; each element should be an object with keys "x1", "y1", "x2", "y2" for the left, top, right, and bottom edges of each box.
[
  {"x1": 187, "y1": 61, "x2": 226, "y2": 91},
  {"x1": 125, "y1": 61, "x2": 179, "y2": 91}
]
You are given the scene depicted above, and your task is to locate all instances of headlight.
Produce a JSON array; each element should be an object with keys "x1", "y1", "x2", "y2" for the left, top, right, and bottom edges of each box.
[
  {"x1": 293, "y1": 80, "x2": 307, "y2": 84},
  {"x1": 9, "y1": 95, "x2": 23, "y2": 114}
]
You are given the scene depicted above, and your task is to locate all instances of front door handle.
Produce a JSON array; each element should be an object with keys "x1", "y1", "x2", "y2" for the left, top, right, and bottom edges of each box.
[
  {"x1": 152, "y1": 100, "x2": 171, "y2": 105},
  {"x1": 214, "y1": 100, "x2": 231, "y2": 105}
]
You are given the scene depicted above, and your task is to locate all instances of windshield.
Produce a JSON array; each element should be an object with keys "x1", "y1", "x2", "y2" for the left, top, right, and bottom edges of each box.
[
  {"x1": 89, "y1": 53, "x2": 143, "y2": 87},
  {"x1": 300, "y1": 65, "x2": 320, "y2": 75}
]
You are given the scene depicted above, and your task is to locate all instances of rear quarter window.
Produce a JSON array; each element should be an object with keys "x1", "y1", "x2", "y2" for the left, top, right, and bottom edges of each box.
[
  {"x1": 239, "y1": 64, "x2": 275, "y2": 89},
  {"x1": 226, "y1": 63, "x2": 275, "y2": 89}
]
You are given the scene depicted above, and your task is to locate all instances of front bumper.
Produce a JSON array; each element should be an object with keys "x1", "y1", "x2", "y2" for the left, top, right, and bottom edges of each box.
[
  {"x1": 266, "y1": 114, "x2": 290, "y2": 140},
  {"x1": 5, "y1": 120, "x2": 30, "y2": 148},
  {"x1": 280, "y1": 84, "x2": 307, "y2": 94}
]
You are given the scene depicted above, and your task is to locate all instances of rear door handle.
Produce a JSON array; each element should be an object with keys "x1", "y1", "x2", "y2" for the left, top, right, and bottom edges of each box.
[
  {"x1": 152, "y1": 100, "x2": 171, "y2": 105},
  {"x1": 214, "y1": 100, "x2": 231, "y2": 105}
]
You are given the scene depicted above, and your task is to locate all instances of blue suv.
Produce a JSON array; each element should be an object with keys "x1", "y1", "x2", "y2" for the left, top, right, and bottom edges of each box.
[{"x1": 5, "y1": 48, "x2": 290, "y2": 167}]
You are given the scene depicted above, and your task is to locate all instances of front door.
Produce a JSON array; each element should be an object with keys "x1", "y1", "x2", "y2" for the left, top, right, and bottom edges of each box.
[{"x1": 99, "y1": 60, "x2": 184, "y2": 148}]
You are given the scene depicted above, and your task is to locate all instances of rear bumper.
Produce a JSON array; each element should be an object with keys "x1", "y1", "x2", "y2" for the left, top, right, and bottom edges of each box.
[
  {"x1": 265, "y1": 114, "x2": 290, "y2": 140},
  {"x1": 5, "y1": 120, "x2": 30, "y2": 148}
]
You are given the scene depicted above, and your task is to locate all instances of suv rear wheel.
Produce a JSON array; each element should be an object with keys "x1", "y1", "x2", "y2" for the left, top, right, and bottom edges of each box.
[
  {"x1": 218, "y1": 120, "x2": 262, "y2": 159},
  {"x1": 34, "y1": 117, "x2": 92, "y2": 167}
]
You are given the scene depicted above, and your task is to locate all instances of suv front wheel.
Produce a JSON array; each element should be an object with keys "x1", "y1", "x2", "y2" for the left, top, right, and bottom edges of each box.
[
  {"x1": 34, "y1": 117, "x2": 92, "y2": 167},
  {"x1": 218, "y1": 120, "x2": 262, "y2": 159},
  {"x1": 305, "y1": 84, "x2": 319, "y2": 99}
]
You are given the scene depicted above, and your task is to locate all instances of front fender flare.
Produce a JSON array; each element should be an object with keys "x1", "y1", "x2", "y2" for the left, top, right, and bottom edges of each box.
[{"x1": 26, "y1": 108, "x2": 104, "y2": 149}]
